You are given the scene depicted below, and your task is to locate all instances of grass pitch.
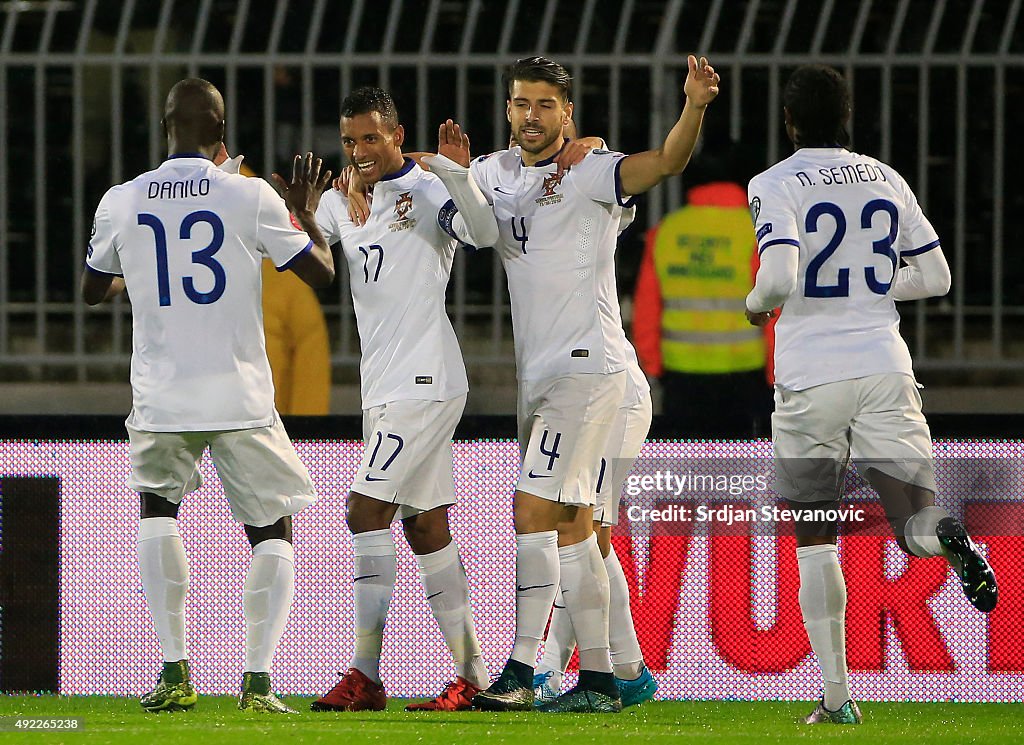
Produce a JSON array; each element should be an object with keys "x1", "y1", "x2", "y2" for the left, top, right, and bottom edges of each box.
[{"x1": 0, "y1": 695, "x2": 1021, "y2": 744}]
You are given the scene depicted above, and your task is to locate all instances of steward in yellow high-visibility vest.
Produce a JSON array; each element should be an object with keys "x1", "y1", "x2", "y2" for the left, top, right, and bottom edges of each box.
[{"x1": 634, "y1": 182, "x2": 773, "y2": 437}]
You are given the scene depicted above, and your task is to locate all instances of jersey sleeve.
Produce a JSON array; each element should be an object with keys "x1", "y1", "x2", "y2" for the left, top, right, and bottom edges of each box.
[
  {"x1": 254, "y1": 178, "x2": 315, "y2": 271},
  {"x1": 469, "y1": 152, "x2": 498, "y2": 205},
  {"x1": 85, "y1": 189, "x2": 123, "y2": 276},
  {"x1": 747, "y1": 172, "x2": 801, "y2": 257},
  {"x1": 893, "y1": 171, "x2": 941, "y2": 258},
  {"x1": 315, "y1": 187, "x2": 347, "y2": 246},
  {"x1": 570, "y1": 149, "x2": 632, "y2": 206}
]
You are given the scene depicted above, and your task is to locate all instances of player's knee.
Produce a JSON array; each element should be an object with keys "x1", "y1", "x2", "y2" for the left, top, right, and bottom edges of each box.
[
  {"x1": 244, "y1": 516, "x2": 292, "y2": 547},
  {"x1": 140, "y1": 492, "x2": 179, "y2": 520},
  {"x1": 403, "y1": 508, "x2": 451, "y2": 553}
]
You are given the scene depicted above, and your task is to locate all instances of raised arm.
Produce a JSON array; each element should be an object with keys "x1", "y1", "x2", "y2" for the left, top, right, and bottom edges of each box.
[
  {"x1": 617, "y1": 55, "x2": 720, "y2": 197},
  {"x1": 422, "y1": 120, "x2": 499, "y2": 248},
  {"x1": 271, "y1": 152, "x2": 336, "y2": 288}
]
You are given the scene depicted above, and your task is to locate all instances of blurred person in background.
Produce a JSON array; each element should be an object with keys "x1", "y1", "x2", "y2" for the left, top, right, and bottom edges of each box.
[{"x1": 633, "y1": 135, "x2": 773, "y2": 438}]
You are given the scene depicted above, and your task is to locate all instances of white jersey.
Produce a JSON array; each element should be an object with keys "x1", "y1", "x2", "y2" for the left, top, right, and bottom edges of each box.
[
  {"x1": 748, "y1": 147, "x2": 940, "y2": 391},
  {"x1": 86, "y1": 155, "x2": 314, "y2": 431},
  {"x1": 470, "y1": 146, "x2": 630, "y2": 381},
  {"x1": 316, "y1": 159, "x2": 468, "y2": 409}
]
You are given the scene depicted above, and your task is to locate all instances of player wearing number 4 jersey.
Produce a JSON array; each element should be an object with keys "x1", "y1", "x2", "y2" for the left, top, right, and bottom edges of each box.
[
  {"x1": 745, "y1": 65, "x2": 998, "y2": 726},
  {"x1": 81, "y1": 79, "x2": 336, "y2": 714},
  {"x1": 310, "y1": 87, "x2": 498, "y2": 714},
  {"x1": 468, "y1": 55, "x2": 719, "y2": 714}
]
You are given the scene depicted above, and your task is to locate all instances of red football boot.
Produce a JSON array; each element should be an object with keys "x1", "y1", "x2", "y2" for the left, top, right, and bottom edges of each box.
[
  {"x1": 405, "y1": 677, "x2": 482, "y2": 712},
  {"x1": 310, "y1": 668, "x2": 387, "y2": 712}
]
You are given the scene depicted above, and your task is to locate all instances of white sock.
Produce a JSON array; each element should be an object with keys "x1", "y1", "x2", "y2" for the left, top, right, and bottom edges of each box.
[
  {"x1": 350, "y1": 529, "x2": 396, "y2": 684},
  {"x1": 797, "y1": 544, "x2": 850, "y2": 711},
  {"x1": 605, "y1": 546, "x2": 645, "y2": 680},
  {"x1": 137, "y1": 517, "x2": 189, "y2": 663},
  {"x1": 243, "y1": 539, "x2": 295, "y2": 673},
  {"x1": 510, "y1": 530, "x2": 560, "y2": 667},
  {"x1": 904, "y1": 505, "x2": 951, "y2": 558},
  {"x1": 558, "y1": 534, "x2": 611, "y2": 673},
  {"x1": 415, "y1": 540, "x2": 489, "y2": 689},
  {"x1": 537, "y1": 588, "x2": 573, "y2": 691}
]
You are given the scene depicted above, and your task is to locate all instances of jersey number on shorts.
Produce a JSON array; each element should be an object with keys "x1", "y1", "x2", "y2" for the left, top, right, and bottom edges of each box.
[
  {"x1": 368, "y1": 431, "x2": 404, "y2": 470},
  {"x1": 358, "y1": 244, "x2": 384, "y2": 282},
  {"x1": 138, "y1": 211, "x2": 226, "y2": 306},
  {"x1": 804, "y1": 199, "x2": 898, "y2": 298},
  {"x1": 539, "y1": 429, "x2": 561, "y2": 471}
]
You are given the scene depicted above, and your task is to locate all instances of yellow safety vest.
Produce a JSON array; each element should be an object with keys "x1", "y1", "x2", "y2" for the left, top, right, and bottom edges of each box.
[{"x1": 654, "y1": 204, "x2": 765, "y2": 374}]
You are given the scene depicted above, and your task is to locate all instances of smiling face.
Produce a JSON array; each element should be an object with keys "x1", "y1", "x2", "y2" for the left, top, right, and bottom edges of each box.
[
  {"x1": 507, "y1": 79, "x2": 572, "y2": 164},
  {"x1": 340, "y1": 111, "x2": 406, "y2": 186}
]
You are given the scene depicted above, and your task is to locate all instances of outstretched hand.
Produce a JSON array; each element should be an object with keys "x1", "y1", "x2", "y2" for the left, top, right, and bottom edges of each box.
[
  {"x1": 428, "y1": 119, "x2": 471, "y2": 169},
  {"x1": 684, "y1": 54, "x2": 720, "y2": 108},
  {"x1": 272, "y1": 152, "x2": 332, "y2": 215}
]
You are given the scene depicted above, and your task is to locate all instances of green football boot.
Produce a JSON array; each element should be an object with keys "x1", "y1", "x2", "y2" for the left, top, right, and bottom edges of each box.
[
  {"x1": 237, "y1": 672, "x2": 297, "y2": 714},
  {"x1": 140, "y1": 660, "x2": 197, "y2": 712},
  {"x1": 937, "y1": 517, "x2": 999, "y2": 613},
  {"x1": 804, "y1": 699, "x2": 863, "y2": 725},
  {"x1": 536, "y1": 685, "x2": 622, "y2": 714}
]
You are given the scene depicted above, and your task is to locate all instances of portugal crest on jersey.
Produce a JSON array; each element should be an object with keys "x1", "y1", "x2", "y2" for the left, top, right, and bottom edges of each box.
[
  {"x1": 389, "y1": 191, "x2": 417, "y2": 232},
  {"x1": 536, "y1": 171, "x2": 565, "y2": 206},
  {"x1": 395, "y1": 191, "x2": 414, "y2": 220}
]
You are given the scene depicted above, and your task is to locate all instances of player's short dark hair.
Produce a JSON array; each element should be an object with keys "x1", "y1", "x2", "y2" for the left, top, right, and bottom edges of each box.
[
  {"x1": 340, "y1": 86, "x2": 399, "y2": 130},
  {"x1": 783, "y1": 65, "x2": 851, "y2": 148},
  {"x1": 503, "y1": 56, "x2": 572, "y2": 103}
]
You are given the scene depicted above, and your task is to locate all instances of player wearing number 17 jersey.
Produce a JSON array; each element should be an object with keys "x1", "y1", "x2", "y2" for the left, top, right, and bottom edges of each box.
[
  {"x1": 745, "y1": 65, "x2": 997, "y2": 726},
  {"x1": 309, "y1": 87, "x2": 498, "y2": 713},
  {"x1": 81, "y1": 79, "x2": 336, "y2": 714}
]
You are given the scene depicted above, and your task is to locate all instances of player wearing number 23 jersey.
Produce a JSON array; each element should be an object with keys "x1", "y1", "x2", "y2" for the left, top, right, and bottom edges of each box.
[{"x1": 746, "y1": 145, "x2": 945, "y2": 392}]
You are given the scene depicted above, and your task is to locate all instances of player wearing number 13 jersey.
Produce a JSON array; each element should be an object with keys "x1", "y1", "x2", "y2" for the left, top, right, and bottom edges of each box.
[
  {"x1": 81, "y1": 79, "x2": 336, "y2": 714},
  {"x1": 310, "y1": 87, "x2": 499, "y2": 713},
  {"x1": 745, "y1": 65, "x2": 997, "y2": 727}
]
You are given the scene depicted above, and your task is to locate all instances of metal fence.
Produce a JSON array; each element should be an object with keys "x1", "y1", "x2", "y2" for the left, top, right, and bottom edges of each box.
[{"x1": 1, "y1": 0, "x2": 1022, "y2": 383}]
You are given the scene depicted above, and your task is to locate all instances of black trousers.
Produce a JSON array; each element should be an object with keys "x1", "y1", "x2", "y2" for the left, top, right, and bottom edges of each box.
[{"x1": 660, "y1": 369, "x2": 773, "y2": 439}]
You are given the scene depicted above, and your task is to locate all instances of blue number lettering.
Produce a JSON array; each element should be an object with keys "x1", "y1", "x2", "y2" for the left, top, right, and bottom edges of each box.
[
  {"x1": 137, "y1": 213, "x2": 171, "y2": 306},
  {"x1": 596, "y1": 457, "x2": 607, "y2": 494},
  {"x1": 180, "y1": 210, "x2": 226, "y2": 304},
  {"x1": 138, "y1": 210, "x2": 226, "y2": 306},
  {"x1": 804, "y1": 202, "x2": 849, "y2": 298},
  {"x1": 511, "y1": 217, "x2": 529, "y2": 254},
  {"x1": 539, "y1": 430, "x2": 561, "y2": 471},
  {"x1": 358, "y1": 244, "x2": 384, "y2": 282},
  {"x1": 862, "y1": 199, "x2": 898, "y2": 295}
]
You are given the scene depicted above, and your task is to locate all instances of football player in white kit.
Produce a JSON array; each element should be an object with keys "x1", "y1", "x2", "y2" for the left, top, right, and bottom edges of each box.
[
  {"x1": 308, "y1": 87, "x2": 498, "y2": 713},
  {"x1": 533, "y1": 204, "x2": 657, "y2": 709},
  {"x1": 81, "y1": 79, "x2": 335, "y2": 714},
  {"x1": 745, "y1": 65, "x2": 998, "y2": 725},
  {"x1": 468, "y1": 55, "x2": 720, "y2": 713}
]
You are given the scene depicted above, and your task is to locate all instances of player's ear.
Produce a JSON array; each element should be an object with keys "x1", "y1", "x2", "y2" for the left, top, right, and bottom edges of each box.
[
  {"x1": 506, "y1": 101, "x2": 512, "y2": 123},
  {"x1": 563, "y1": 101, "x2": 574, "y2": 125},
  {"x1": 392, "y1": 124, "x2": 405, "y2": 148}
]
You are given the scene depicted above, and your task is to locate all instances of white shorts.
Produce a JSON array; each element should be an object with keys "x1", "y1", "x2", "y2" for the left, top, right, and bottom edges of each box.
[
  {"x1": 592, "y1": 390, "x2": 653, "y2": 526},
  {"x1": 351, "y1": 394, "x2": 466, "y2": 520},
  {"x1": 772, "y1": 373, "x2": 936, "y2": 503},
  {"x1": 126, "y1": 414, "x2": 316, "y2": 527},
  {"x1": 516, "y1": 372, "x2": 626, "y2": 505}
]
